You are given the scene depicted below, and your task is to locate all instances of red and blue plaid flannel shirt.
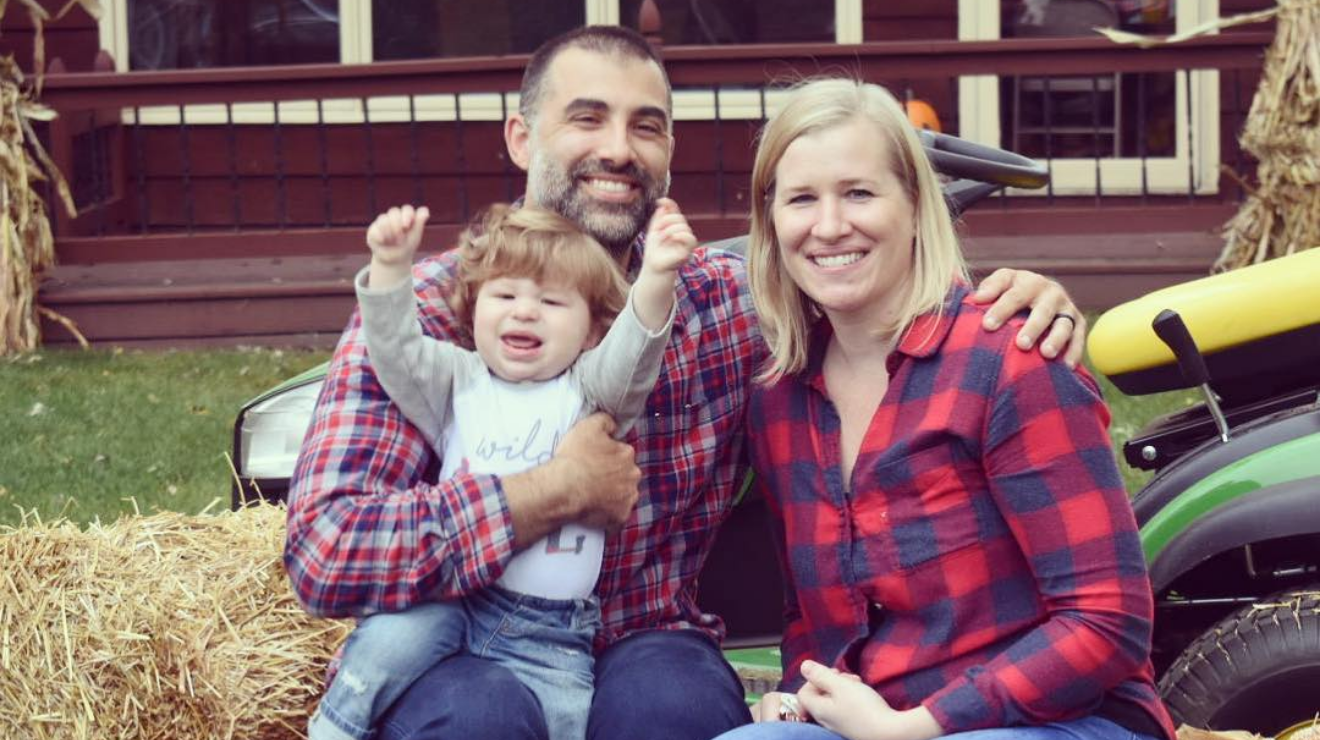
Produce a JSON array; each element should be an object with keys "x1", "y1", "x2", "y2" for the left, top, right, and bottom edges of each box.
[
  {"x1": 749, "y1": 286, "x2": 1174, "y2": 738},
  {"x1": 284, "y1": 235, "x2": 763, "y2": 651}
]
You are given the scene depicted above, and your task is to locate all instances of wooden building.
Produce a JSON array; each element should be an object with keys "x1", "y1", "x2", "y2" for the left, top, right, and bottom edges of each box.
[{"x1": 1, "y1": 0, "x2": 1276, "y2": 347}]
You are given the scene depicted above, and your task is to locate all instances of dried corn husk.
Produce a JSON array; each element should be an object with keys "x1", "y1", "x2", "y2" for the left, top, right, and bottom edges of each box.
[
  {"x1": 0, "y1": 1, "x2": 100, "y2": 353},
  {"x1": 1217, "y1": 0, "x2": 1320, "y2": 270},
  {"x1": 0, "y1": 55, "x2": 82, "y2": 353},
  {"x1": 0, "y1": 505, "x2": 351, "y2": 740}
]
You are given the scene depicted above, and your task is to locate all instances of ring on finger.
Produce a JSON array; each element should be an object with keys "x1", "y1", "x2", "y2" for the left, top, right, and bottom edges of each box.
[
  {"x1": 778, "y1": 694, "x2": 803, "y2": 722},
  {"x1": 1053, "y1": 313, "x2": 1077, "y2": 329}
]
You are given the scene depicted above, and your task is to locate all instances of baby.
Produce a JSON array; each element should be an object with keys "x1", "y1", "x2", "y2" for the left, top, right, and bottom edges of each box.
[{"x1": 308, "y1": 199, "x2": 697, "y2": 740}]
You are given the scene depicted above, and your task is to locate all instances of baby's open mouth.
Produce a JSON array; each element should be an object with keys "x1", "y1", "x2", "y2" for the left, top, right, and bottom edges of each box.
[{"x1": 502, "y1": 333, "x2": 542, "y2": 350}]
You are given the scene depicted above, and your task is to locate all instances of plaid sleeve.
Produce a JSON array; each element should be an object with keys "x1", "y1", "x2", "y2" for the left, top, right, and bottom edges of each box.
[
  {"x1": 925, "y1": 340, "x2": 1155, "y2": 731},
  {"x1": 283, "y1": 269, "x2": 516, "y2": 619}
]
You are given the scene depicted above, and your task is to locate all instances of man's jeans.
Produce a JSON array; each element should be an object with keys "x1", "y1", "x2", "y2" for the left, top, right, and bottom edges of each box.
[
  {"x1": 311, "y1": 587, "x2": 600, "y2": 740},
  {"x1": 378, "y1": 628, "x2": 752, "y2": 740},
  {"x1": 710, "y1": 714, "x2": 1162, "y2": 740}
]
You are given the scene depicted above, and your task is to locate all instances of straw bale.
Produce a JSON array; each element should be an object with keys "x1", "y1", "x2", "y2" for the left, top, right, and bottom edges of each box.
[{"x1": 0, "y1": 505, "x2": 351, "y2": 740}]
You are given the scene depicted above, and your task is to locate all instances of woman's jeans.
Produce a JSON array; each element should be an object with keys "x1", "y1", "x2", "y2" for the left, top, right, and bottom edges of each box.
[
  {"x1": 710, "y1": 714, "x2": 1162, "y2": 740},
  {"x1": 309, "y1": 586, "x2": 600, "y2": 740}
]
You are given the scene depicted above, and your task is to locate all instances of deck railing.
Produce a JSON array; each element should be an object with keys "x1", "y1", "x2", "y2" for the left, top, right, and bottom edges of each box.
[{"x1": 38, "y1": 32, "x2": 1270, "y2": 263}]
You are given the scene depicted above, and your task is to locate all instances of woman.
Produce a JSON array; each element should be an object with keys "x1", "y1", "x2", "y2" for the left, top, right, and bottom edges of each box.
[{"x1": 717, "y1": 79, "x2": 1175, "y2": 740}]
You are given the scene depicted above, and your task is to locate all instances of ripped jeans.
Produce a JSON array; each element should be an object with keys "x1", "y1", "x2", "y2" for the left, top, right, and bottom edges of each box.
[{"x1": 309, "y1": 586, "x2": 601, "y2": 740}]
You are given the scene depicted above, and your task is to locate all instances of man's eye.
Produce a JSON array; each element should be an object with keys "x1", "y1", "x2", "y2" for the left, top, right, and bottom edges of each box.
[
  {"x1": 572, "y1": 114, "x2": 601, "y2": 125},
  {"x1": 636, "y1": 121, "x2": 664, "y2": 135}
]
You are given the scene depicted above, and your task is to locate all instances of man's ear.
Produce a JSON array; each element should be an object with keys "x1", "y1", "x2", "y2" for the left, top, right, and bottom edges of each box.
[{"x1": 505, "y1": 114, "x2": 533, "y2": 172}]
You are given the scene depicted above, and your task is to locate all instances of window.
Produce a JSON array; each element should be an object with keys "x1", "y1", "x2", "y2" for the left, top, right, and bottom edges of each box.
[
  {"x1": 126, "y1": 0, "x2": 340, "y2": 70},
  {"x1": 957, "y1": 0, "x2": 1220, "y2": 196},
  {"x1": 104, "y1": 1, "x2": 861, "y2": 69}
]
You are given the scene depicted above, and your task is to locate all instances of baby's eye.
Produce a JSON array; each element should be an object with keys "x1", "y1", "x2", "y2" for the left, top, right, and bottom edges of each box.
[{"x1": 542, "y1": 298, "x2": 567, "y2": 307}]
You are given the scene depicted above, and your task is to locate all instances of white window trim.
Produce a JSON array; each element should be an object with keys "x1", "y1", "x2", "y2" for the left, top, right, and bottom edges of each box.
[
  {"x1": 957, "y1": 0, "x2": 1220, "y2": 196},
  {"x1": 106, "y1": 1, "x2": 857, "y2": 125}
]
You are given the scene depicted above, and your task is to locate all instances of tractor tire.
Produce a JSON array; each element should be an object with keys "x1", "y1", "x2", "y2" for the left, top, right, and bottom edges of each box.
[{"x1": 1158, "y1": 587, "x2": 1320, "y2": 736}]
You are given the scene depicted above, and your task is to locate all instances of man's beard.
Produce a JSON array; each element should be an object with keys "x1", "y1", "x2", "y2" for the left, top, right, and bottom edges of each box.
[{"x1": 527, "y1": 151, "x2": 670, "y2": 257}]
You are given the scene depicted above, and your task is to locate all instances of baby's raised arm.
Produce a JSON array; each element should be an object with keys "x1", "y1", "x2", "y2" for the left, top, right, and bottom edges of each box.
[
  {"x1": 630, "y1": 198, "x2": 697, "y2": 331},
  {"x1": 366, "y1": 204, "x2": 431, "y2": 289}
]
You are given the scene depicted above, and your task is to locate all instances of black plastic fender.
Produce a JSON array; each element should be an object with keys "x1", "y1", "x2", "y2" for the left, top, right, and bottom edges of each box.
[{"x1": 1148, "y1": 475, "x2": 1320, "y2": 593}]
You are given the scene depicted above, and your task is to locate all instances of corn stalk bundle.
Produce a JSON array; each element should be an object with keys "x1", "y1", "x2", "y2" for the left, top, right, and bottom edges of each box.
[
  {"x1": 1217, "y1": 0, "x2": 1320, "y2": 270},
  {"x1": 0, "y1": 505, "x2": 351, "y2": 740},
  {"x1": 0, "y1": 0, "x2": 96, "y2": 353}
]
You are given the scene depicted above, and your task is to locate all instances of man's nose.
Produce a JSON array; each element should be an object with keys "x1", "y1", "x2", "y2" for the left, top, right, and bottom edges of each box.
[{"x1": 595, "y1": 121, "x2": 634, "y2": 165}]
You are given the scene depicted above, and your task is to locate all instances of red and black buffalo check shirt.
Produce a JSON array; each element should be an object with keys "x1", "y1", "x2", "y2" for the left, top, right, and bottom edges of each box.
[
  {"x1": 284, "y1": 234, "x2": 764, "y2": 653},
  {"x1": 749, "y1": 286, "x2": 1175, "y2": 738}
]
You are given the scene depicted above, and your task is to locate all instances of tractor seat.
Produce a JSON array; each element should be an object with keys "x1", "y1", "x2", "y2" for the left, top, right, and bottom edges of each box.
[{"x1": 1088, "y1": 248, "x2": 1320, "y2": 405}]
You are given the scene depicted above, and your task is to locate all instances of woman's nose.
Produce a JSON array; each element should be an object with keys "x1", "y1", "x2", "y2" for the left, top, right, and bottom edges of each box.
[{"x1": 811, "y1": 198, "x2": 851, "y2": 241}]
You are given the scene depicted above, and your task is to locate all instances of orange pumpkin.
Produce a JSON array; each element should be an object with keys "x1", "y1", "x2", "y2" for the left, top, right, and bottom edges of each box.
[{"x1": 904, "y1": 99, "x2": 942, "y2": 133}]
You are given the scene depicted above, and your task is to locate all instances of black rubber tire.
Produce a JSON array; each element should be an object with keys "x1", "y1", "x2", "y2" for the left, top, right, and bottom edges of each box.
[{"x1": 1158, "y1": 587, "x2": 1320, "y2": 734}]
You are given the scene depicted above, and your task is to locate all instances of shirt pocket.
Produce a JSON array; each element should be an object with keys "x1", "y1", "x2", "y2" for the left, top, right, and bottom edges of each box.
[{"x1": 857, "y1": 444, "x2": 985, "y2": 574}]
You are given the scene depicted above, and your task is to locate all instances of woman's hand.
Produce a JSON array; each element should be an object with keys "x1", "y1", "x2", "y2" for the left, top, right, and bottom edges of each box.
[
  {"x1": 749, "y1": 691, "x2": 808, "y2": 723},
  {"x1": 971, "y1": 268, "x2": 1087, "y2": 368},
  {"x1": 795, "y1": 661, "x2": 943, "y2": 740}
]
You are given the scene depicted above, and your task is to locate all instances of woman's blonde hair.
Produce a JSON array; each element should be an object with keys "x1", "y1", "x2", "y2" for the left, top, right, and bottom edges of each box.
[
  {"x1": 449, "y1": 204, "x2": 630, "y2": 346},
  {"x1": 747, "y1": 78, "x2": 968, "y2": 382}
]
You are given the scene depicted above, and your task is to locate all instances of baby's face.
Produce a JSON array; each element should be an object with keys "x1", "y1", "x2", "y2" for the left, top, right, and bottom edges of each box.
[{"x1": 472, "y1": 275, "x2": 597, "y2": 383}]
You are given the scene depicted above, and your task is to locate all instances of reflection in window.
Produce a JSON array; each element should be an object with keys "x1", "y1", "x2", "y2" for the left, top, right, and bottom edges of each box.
[
  {"x1": 372, "y1": 0, "x2": 584, "y2": 60},
  {"x1": 1000, "y1": 0, "x2": 1176, "y2": 159},
  {"x1": 128, "y1": 0, "x2": 340, "y2": 70},
  {"x1": 619, "y1": 0, "x2": 832, "y2": 44}
]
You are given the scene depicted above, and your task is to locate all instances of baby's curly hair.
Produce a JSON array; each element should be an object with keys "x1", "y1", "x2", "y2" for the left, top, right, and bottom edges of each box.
[{"x1": 448, "y1": 204, "x2": 630, "y2": 346}]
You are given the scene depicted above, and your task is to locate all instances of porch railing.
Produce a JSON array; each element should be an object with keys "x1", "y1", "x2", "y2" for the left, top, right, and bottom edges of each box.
[{"x1": 39, "y1": 32, "x2": 1271, "y2": 265}]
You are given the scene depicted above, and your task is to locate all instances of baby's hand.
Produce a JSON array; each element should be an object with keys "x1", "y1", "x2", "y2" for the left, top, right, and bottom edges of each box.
[
  {"x1": 642, "y1": 198, "x2": 697, "y2": 276},
  {"x1": 366, "y1": 205, "x2": 430, "y2": 266}
]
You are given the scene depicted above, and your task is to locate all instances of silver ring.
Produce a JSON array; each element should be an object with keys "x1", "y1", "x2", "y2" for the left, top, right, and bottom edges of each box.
[
  {"x1": 778, "y1": 694, "x2": 803, "y2": 722},
  {"x1": 1053, "y1": 313, "x2": 1077, "y2": 329}
]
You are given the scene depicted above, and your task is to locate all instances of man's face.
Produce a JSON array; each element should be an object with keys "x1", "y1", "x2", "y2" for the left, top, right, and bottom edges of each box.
[{"x1": 508, "y1": 47, "x2": 673, "y2": 257}]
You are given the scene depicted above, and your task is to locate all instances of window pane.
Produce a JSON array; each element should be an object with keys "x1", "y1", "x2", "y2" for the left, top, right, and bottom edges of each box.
[
  {"x1": 620, "y1": 0, "x2": 832, "y2": 44},
  {"x1": 863, "y1": 0, "x2": 958, "y2": 42},
  {"x1": 128, "y1": 0, "x2": 340, "y2": 70},
  {"x1": 372, "y1": 0, "x2": 584, "y2": 60},
  {"x1": 1002, "y1": 0, "x2": 1174, "y2": 38},
  {"x1": 999, "y1": 0, "x2": 1177, "y2": 159}
]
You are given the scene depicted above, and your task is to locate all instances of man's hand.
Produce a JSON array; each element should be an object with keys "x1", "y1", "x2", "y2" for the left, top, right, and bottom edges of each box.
[
  {"x1": 642, "y1": 198, "x2": 698, "y2": 276},
  {"x1": 548, "y1": 413, "x2": 641, "y2": 532},
  {"x1": 972, "y1": 268, "x2": 1087, "y2": 368},
  {"x1": 796, "y1": 661, "x2": 942, "y2": 740}
]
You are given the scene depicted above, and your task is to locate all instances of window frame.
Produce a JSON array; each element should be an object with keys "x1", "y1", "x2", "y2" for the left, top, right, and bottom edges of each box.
[{"x1": 956, "y1": 0, "x2": 1221, "y2": 196}]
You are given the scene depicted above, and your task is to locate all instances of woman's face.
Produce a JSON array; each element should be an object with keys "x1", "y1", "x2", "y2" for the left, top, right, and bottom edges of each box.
[{"x1": 771, "y1": 118, "x2": 917, "y2": 327}]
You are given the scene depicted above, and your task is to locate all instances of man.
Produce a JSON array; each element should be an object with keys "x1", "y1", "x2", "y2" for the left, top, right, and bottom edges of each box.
[{"x1": 284, "y1": 25, "x2": 1087, "y2": 740}]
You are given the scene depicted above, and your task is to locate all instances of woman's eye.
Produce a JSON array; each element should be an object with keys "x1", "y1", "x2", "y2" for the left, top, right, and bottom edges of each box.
[
  {"x1": 847, "y1": 189, "x2": 875, "y2": 200},
  {"x1": 785, "y1": 194, "x2": 815, "y2": 205}
]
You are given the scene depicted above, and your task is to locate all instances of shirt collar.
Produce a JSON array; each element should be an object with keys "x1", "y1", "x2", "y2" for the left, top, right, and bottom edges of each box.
[{"x1": 804, "y1": 282, "x2": 970, "y2": 388}]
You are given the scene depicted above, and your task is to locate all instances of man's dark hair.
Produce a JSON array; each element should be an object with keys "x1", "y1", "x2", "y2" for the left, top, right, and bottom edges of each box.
[{"x1": 519, "y1": 25, "x2": 672, "y2": 126}]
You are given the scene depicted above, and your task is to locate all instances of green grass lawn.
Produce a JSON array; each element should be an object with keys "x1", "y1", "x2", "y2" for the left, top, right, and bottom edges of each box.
[
  {"x1": 0, "y1": 346, "x2": 331, "y2": 527},
  {"x1": 0, "y1": 344, "x2": 1197, "y2": 529}
]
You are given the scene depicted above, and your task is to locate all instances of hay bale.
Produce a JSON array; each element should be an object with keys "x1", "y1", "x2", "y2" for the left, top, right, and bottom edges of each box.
[{"x1": 0, "y1": 505, "x2": 350, "y2": 740}]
